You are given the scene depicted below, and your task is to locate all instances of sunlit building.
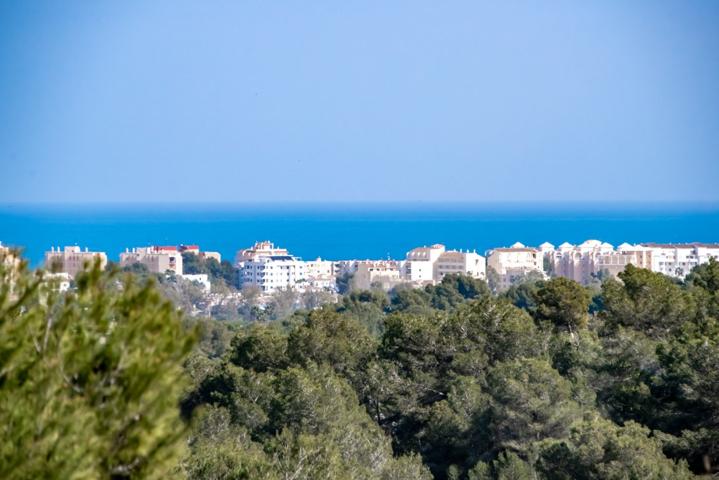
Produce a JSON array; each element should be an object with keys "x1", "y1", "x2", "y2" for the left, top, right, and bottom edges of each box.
[
  {"x1": 120, "y1": 246, "x2": 183, "y2": 275},
  {"x1": 44, "y1": 246, "x2": 108, "y2": 278}
]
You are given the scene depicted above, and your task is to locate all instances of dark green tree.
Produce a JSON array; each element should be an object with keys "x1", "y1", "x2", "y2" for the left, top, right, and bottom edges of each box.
[{"x1": 533, "y1": 277, "x2": 591, "y2": 332}]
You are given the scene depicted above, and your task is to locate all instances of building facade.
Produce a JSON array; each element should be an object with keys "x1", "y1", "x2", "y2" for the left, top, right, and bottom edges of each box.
[
  {"x1": 44, "y1": 246, "x2": 108, "y2": 278},
  {"x1": 550, "y1": 240, "x2": 615, "y2": 284},
  {"x1": 236, "y1": 241, "x2": 307, "y2": 293},
  {"x1": 120, "y1": 246, "x2": 183, "y2": 275},
  {"x1": 401, "y1": 244, "x2": 486, "y2": 285},
  {"x1": 487, "y1": 243, "x2": 544, "y2": 290},
  {"x1": 641, "y1": 243, "x2": 719, "y2": 279},
  {"x1": 179, "y1": 244, "x2": 222, "y2": 263},
  {"x1": 354, "y1": 260, "x2": 403, "y2": 290}
]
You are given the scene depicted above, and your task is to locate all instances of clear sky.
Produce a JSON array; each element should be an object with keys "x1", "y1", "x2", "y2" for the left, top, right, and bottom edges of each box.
[{"x1": 1, "y1": 1, "x2": 718, "y2": 204}]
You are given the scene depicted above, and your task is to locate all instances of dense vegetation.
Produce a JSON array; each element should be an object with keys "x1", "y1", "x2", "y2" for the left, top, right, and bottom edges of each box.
[{"x1": 2, "y1": 248, "x2": 719, "y2": 478}]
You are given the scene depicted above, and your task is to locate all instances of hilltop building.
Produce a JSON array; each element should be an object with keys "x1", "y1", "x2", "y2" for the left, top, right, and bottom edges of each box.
[
  {"x1": 401, "y1": 244, "x2": 486, "y2": 286},
  {"x1": 403, "y1": 244, "x2": 446, "y2": 284},
  {"x1": 305, "y1": 258, "x2": 336, "y2": 290},
  {"x1": 44, "y1": 246, "x2": 108, "y2": 278},
  {"x1": 179, "y1": 244, "x2": 221, "y2": 263},
  {"x1": 120, "y1": 246, "x2": 183, "y2": 275},
  {"x1": 434, "y1": 249, "x2": 486, "y2": 281},
  {"x1": 487, "y1": 242, "x2": 544, "y2": 290},
  {"x1": 354, "y1": 260, "x2": 403, "y2": 290},
  {"x1": 235, "y1": 241, "x2": 307, "y2": 293},
  {"x1": 542, "y1": 240, "x2": 719, "y2": 283},
  {"x1": 549, "y1": 240, "x2": 615, "y2": 284},
  {"x1": 640, "y1": 243, "x2": 719, "y2": 279}
]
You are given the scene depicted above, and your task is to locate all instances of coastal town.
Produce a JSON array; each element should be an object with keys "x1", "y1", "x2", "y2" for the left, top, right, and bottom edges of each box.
[{"x1": 4, "y1": 239, "x2": 718, "y2": 312}]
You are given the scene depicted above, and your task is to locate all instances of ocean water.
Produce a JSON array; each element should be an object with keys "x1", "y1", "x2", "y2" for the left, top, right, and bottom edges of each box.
[{"x1": 0, "y1": 203, "x2": 718, "y2": 266}]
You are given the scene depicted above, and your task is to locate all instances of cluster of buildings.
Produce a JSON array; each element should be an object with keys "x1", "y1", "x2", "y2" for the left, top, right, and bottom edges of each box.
[
  {"x1": 487, "y1": 240, "x2": 719, "y2": 289},
  {"x1": 43, "y1": 244, "x2": 221, "y2": 293},
  {"x1": 4, "y1": 238, "x2": 718, "y2": 296},
  {"x1": 235, "y1": 241, "x2": 486, "y2": 293}
]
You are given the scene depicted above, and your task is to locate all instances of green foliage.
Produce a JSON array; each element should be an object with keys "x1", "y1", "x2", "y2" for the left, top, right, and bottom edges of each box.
[
  {"x1": 0, "y1": 259, "x2": 196, "y2": 479},
  {"x1": 6, "y1": 248, "x2": 718, "y2": 479},
  {"x1": 486, "y1": 359, "x2": 582, "y2": 454},
  {"x1": 601, "y1": 265, "x2": 695, "y2": 338},
  {"x1": 535, "y1": 417, "x2": 694, "y2": 479},
  {"x1": 182, "y1": 253, "x2": 239, "y2": 291},
  {"x1": 533, "y1": 277, "x2": 591, "y2": 331}
]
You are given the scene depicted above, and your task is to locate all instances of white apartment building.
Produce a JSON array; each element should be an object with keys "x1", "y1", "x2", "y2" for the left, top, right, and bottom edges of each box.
[
  {"x1": 120, "y1": 246, "x2": 183, "y2": 275},
  {"x1": 487, "y1": 242, "x2": 544, "y2": 290},
  {"x1": 434, "y1": 249, "x2": 486, "y2": 281},
  {"x1": 404, "y1": 244, "x2": 446, "y2": 283},
  {"x1": 401, "y1": 244, "x2": 486, "y2": 285},
  {"x1": 305, "y1": 258, "x2": 336, "y2": 290},
  {"x1": 640, "y1": 243, "x2": 719, "y2": 279},
  {"x1": 354, "y1": 260, "x2": 403, "y2": 290},
  {"x1": 236, "y1": 241, "x2": 307, "y2": 293},
  {"x1": 44, "y1": 246, "x2": 108, "y2": 278}
]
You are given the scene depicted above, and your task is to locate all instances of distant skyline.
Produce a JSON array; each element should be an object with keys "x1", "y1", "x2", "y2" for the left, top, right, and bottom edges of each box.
[{"x1": 1, "y1": 1, "x2": 718, "y2": 204}]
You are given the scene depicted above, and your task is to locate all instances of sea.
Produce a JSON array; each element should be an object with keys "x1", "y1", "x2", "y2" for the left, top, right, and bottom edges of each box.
[{"x1": 0, "y1": 203, "x2": 718, "y2": 266}]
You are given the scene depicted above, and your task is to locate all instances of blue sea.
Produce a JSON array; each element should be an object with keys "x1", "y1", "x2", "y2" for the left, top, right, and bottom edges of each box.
[{"x1": 1, "y1": 203, "x2": 718, "y2": 266}]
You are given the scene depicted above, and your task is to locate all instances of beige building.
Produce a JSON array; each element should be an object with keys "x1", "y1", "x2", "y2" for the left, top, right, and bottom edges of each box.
[
  {"x1": 235, "y1": 241, "x2": 289, "y2": 264},
  {"x1": 179, "y1": 244, "x2": 221, "y2": 263},
  {"x1": 593, "y1": 243, "x2": 653, "y2": 278},
  {"x1": 305, "y1": 258, "x2": 336, "y2": 290},
  {"x1": 354, "y1": 260, "x2": 403, "y2": 290},
  {"x1": 434, "y1": 249, "x2": 486, "y2": 281},
  {"x1": 401, "y1": 244, "x2": 486, "y2": 285},
  {"x1": 487, "y1": 242, "x2": 543, "y2": 290},
  {"x1": 120, "y1": 246, "x2": 183, "y2": 275},
  {"x1": 550, "y1": 240, "x2": 614, "y2": 284},
  {"x1": 44, "y1": 246, "x2": 108, "y2": 278}
]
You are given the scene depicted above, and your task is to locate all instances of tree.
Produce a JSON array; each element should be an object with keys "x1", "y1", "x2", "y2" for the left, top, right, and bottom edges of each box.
[
  {"x1": 287, "y1": 309, "x2": 377, "y2": 383},
  {"x1": 533, "y1": 277, "x2": 591, "y2": 332},
  {"x1": 0, "y1": 259, "x2": 196, "y2": 479},
  {"x1": 468, "y1": 452, "x2": 535, "y2": 480},
  {"x1": 536, "y1": 417, "x2": 694, "y2": 479},
  {"x1": 426, "y1": 274, "x2": 490, "y2": 311},
  {"x1": 600, "y1": 265, "x2": 695, "y2": 338},
  {"x1": 485, "y1": 359, "x2": 582, "y2": 455}
]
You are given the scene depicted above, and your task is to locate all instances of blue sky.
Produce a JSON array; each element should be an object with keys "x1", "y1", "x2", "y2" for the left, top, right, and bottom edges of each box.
[{"x1": 1, "y1": 1, "x2": 718, "y2": 203}]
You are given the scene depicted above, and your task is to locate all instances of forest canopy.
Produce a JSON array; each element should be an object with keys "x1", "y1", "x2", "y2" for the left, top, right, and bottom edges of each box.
[{"x1": 2, "y1": 249, "x2": 719, "y2": 479}]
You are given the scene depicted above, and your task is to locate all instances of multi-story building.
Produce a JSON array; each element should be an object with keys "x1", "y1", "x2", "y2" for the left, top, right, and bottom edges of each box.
[
  {"x1": 433, "y1": 249, "x2": 486, "y2": 281},
  {"x1": 305, "y1": 258, "x2": 336, "y2": 290},
  {"x1": 551, "y1": 240, "x2": 614, "y2": 284},
  {"x1": 403, "y1": 244, "x2": 446, "y2": 284},
  {"x1": 592, "y1": 243, "x2": 652, "y2": 278},
  {"x1": 487, "y1": 242, "x2": 544, "y2": 290},
  {"x1": 179, "y1": 244, "x2": 222, "y2": 263},
  {"x1": 401, "y1": 244, "x2": 486, "y2": 285},
  {"x1": 354, "y1": 260, "x2": 403, "y2": 290},
  {"x1": 236, "y1": 241, "x2": 306, "y2": 293},
  {"x1": 120, "y1": 246, "x2": 183, "y2": 275},
  {"x1": 44, "y1": 246, "x2": 108, "y2": 278},
  {"x1": 640, "y1": 243, "x2": 719, "y2": 279}
]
